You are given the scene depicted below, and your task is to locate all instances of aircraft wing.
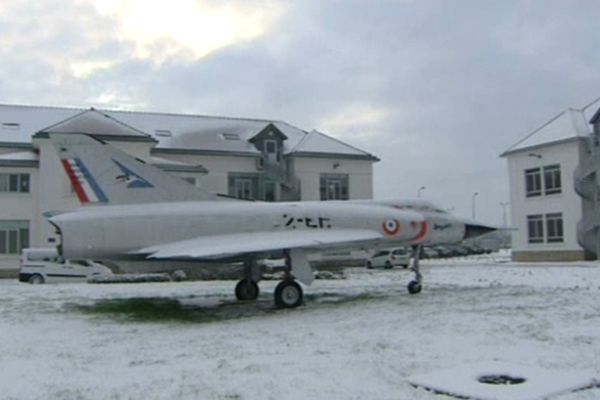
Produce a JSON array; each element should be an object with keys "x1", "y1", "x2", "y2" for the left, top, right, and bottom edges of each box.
[{"x1": 132, "y1": 229, "x2": 384, "y2": 260}]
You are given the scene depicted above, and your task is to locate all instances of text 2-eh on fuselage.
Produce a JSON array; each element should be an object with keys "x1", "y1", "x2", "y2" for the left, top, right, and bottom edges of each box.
[{"x1": 46, "y1": 133, "x2": 495, "y2": 308}]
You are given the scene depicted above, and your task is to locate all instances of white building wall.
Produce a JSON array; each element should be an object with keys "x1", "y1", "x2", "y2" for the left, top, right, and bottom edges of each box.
[
  {"x1": 293, "y1": 157, "x2": 373, "y2": 201},
  {"x1": 153, "y1": 153, "x2": 374, "y2": 201},
  {"x1": 154, "y1": 153, "x2": 258, "y2": 195},
  {"x1": 507, "y1": 139, "x2": 586, "y2": 260},
  {"x1": 0, "y1": 166, "x2": 38, "y2": 265}
]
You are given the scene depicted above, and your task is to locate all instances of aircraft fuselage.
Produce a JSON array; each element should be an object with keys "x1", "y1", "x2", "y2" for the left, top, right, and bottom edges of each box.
[{"x1": 50, "y1": 199, "x2": 467, "y2": 261}]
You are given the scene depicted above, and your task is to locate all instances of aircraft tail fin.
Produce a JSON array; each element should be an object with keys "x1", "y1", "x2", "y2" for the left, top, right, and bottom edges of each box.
[{"x1": 49, "y1": 133, "x2": 221, "y2": 205}]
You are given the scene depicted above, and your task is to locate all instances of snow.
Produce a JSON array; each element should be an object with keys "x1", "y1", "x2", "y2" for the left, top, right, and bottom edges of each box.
[
  {"x1": 289, "y1": 130, "x2": 375, "y2": 157},
  {"x1": 409, "y1": 362, "x2": 597, "y2": 400},
  {"x1": 0, "y1": 151, "x2": 38, "y2": 161},
  {"x1": 0, "y1": 104, "x2": 375, "y2": 159},
  {"x1": 1, "y1": 257, "x2": 600, "y2": 400},
  {"x1": 502, "y1": 108, "x2": 591, "y2": 156}
]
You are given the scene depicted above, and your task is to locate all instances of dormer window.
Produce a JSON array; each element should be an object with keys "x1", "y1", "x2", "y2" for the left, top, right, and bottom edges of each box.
[
  {"x1": 221, "y1": 133, "x2": 241, "y2": 141},
  {"x1": 264, "y1": 139, "x2": 279, "y2": 163},
  {"x1": 2, "y1": 123, "x2": 20, "y2": 131},
  {"x1": 154, "y1": 129, "x2": 172, "y2": 137}
]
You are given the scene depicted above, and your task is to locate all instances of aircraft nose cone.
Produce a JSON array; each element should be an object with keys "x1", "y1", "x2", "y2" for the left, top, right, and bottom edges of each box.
[{"x1": 464, "y1": 223, "x2": 497, "y2": 240}]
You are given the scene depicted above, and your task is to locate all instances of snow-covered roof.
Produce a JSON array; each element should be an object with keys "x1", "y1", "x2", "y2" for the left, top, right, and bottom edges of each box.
[
  {"x1": 0, "y1": 104, "x2": 378, "y2": 160},
  {"x1": 0, "y1": 150, "x2": 39, "y2": 166},
  {"x1": 150, "y1": 156, "x2": 207, "y2": 173},
  {"x1": 501, "y1": 108, "x2": 591, "y2": 157},
  {"x1": 38, "y1": 109, "x2": 152, "y2": 140},
  {"x1": 289, "y1": 130, "x2": 376, "y2": 158},
  {"x1": 0, "y1": 151, "x2": 38, "y2": 161}
]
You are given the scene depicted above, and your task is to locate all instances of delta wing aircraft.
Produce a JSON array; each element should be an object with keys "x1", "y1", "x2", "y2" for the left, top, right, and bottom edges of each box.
[{"x1": 46, "y1": 133, "x2": 495, "y2": 308}]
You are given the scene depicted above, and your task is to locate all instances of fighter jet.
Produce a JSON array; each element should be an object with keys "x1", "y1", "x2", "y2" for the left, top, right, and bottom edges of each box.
[{"x1": 47, "y1": 133, "x2": 495, "y2": 308}]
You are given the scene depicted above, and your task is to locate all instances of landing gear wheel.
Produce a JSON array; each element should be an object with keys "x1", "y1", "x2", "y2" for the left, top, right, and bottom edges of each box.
[
  {"x1": 407, "y1": 280, "x2": 422, "y2": 294},
  {"x1": 274, "y1": 279, "x2": 303, "y2": 308},
  {"x1": 28, "y1": 274, "x2": 44, "y2": 284},
  {"x1": 235, "y1": 279, "x2": 259, "y2": 301}
]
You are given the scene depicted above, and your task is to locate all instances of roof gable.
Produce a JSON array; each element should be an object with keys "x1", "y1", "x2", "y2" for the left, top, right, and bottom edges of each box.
[
  {"x1": 248, "y1": 123, "x2": 288, "y2": 143},
  {"x1": 34, "y1": 108, "x2": 155, "y2": 142}
]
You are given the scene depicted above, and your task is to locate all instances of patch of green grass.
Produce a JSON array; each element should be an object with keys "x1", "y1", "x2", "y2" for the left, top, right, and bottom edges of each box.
[
  {"x1": 74, "y1": 291, "x2": 390, "y2": 323},
  {"x1": 76, "y1": 298, "x2": 221, "y2": 323}
]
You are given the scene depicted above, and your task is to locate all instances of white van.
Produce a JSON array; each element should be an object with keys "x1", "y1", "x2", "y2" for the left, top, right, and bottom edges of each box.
[{"x1": 19, "y1": 248, "x2": 113, "y2": 284}]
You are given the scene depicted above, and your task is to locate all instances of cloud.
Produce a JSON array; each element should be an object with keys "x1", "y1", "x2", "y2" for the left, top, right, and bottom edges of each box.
[
  {"x1": 82, "y1": 0, "x2": 285, "y2": 63},
  {"x1": 1, "y1": 0, "x2": 600, "y2": 223}
]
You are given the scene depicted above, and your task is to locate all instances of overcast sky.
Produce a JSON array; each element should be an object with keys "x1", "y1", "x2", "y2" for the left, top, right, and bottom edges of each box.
[{"x1": 1, "y1": 0, "x2": 600, "y2": 224}]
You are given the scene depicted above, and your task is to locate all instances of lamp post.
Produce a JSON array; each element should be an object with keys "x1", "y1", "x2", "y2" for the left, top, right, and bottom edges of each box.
[
  {"x1": 500, "y1": 201, "x2": 509, "y2": 248},
  {"x1": 471, "y1": 192, "x2": 479, "y2": 220},
  {"x1": 418, "y1": 186, "x2": 426, "y2": 199},
  {"x1": 500, "y1": 202, "x2": 509, "y2": 228}
]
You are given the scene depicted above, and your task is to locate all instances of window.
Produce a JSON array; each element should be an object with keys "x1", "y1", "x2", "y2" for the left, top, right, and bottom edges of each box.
[
  {"x1": 154, "y1": 129, "x2": 172, "y2": 137},
  {"x1": 1, "y1": 123, "x2": 20, "y2": 131},
  {"x1": 0, "y1": 220, "x2": 29, "y2": 254},
  {"x1": 546, "y1": 213, "x2": 564, "y2": 243},
  {"x1": 264, "y1": 181, "x2": 276, "y2": 202},
  {"x1": 524, "y1": 168, "x2": 541, "y2": 197},
  {"x1": 374, "y1": 251, "x2": 390, "y2": 257},
  {"x1": 221, "y1": 133, "x2": 241, "y2": 141},
  {"x1": 228, "y1": 173, "x2": 278, "y2": 201},
  {"x1": 0, "y1": 173, "x2": 30, "y2": 193},
  {"x1": 543, "y1": 164, "x2": 561, "y2": 195},
  {"x1": 235, "y1": 179, "x2": 253, "y2": 200},
  {"x1": 263, "y1": 140, "x2": 279, "y2": 163},
  {"x1": 527, "y1": 213, "x2": 564, "y2": 244},
  {"x1": 320, "y1": 174, "x2": 349, "y2": 200},
  {"x1": 527, "y1": 215, "x2": 544, "y2": 244},
  {"x1": 181, "y1": 177, "x2": 196, "y2": 186}
]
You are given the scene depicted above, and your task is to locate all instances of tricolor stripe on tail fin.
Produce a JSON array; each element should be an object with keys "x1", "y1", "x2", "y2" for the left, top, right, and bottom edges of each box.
[
  {"x1": 61, "y1": 158, "x2": 108, "y2": 204},
  {"x1": 51, "y1": 133, "x2": 222, "y2": 205}
]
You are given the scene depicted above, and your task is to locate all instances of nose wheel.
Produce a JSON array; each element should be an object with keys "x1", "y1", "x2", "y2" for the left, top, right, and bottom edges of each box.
[{"x1": 407, "y1": 280, "x2": 422, "y2": 294}]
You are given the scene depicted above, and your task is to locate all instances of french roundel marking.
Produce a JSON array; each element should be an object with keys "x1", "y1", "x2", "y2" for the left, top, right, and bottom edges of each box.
[{"x1": 382, "y1": 219, "x2": 400, "y2": 236}]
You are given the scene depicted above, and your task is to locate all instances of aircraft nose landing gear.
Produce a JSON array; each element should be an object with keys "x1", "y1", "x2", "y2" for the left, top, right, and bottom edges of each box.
[
  {"x1": 408, "y1": 244, "x2": 423, "y2": 295},
  {"x1": 407, "y1": 280, "x2": 422, "y2": 294}
]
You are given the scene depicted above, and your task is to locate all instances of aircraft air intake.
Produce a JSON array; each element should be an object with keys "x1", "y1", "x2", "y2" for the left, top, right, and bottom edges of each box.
[{"x1": 463, "y1": 223, "x2": 497, "y2": 240}]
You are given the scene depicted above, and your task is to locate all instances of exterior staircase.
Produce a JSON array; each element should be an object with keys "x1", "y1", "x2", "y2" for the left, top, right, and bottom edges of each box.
[
  {"x1": 259, "y1": 155, "x2": 302, "y2": 201},
  {"x1": 574, "y1": 136, "x2": 600, "y2": 256}
]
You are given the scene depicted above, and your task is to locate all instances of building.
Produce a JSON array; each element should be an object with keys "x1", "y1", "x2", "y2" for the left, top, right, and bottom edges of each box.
[
  {"x1": 0, "y1": 104, "x2": 378, "y2": 265},
  {"x1": 501, "y1": 107, "x2": 597, "y2": 261},
  {"x1": 574, "y1": 108, "x2": 600, "y2": 257}
]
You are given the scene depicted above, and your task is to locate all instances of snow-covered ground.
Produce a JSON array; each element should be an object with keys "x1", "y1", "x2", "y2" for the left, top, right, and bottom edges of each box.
[{"x1": 1, "y1": 255, "x2": 599, "y2": 400}]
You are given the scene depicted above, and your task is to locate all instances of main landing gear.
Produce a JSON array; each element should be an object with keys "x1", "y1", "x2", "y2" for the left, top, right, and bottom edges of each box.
[
  {"x1": 235, "y1": 278, "x2": 259, "y2": 301},
  {"x1": 273, "y1": 250, "x2": 304, "y2": 308},
  {"x1": 408, "y1": 244, "x2": 423, "y2": 295},
  {"x1": 274, "y1": 279, "x2": 303, "y2": 308},
  {"x1": 235, "y1": 258, "x2": 262, "y2": 301},
  {"x1": 233, "y1": 252, "x2": 305, "y2": 308}
]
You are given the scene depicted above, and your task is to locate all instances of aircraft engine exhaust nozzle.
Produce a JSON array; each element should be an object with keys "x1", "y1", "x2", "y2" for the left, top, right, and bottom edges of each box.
[{"x1": 464, "y1": 223, "x2": 497, "y2": 240}]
